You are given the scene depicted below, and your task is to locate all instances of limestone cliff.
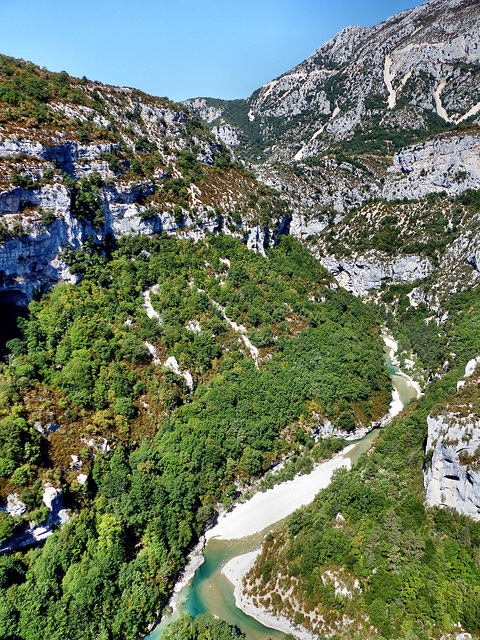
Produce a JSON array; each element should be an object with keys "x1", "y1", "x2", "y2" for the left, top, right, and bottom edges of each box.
[
  {"x1": 320, "y1": 253, "x2": 433, "y2": 297},
  {"x1": 185, "y1": 0, "x2": 480, "y2": 237},
  {"x1": 382, "y1": 133, "x2": 480, "y2": 201},
  {"x1": 424, "y1": 357, "x2": 480, "y2": 519},
  {"x1": 0, "y1": 57, "x2": 291, "y2": 304}
]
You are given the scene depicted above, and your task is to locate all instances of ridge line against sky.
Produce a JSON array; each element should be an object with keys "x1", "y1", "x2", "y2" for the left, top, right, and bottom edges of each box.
[{"x1": 0, "y1": 0, "x2": 417, "y2": 102}]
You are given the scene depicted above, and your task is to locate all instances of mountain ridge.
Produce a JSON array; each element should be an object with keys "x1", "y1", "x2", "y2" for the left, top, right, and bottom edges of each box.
[{"x1": 185, "y1": 0, "x2": 480, "y2": 163}]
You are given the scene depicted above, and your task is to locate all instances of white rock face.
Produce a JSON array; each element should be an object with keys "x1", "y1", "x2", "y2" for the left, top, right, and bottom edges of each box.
[
  {"x1": 457, "y1": 357, "x2": 480, "y2": 390},
  {"x1": 209, "y1": 298, "x2": 260, "y2": 367},
  {"x1": 424, "y1": 412, "x2": 480, "y2": 520},
  {"x1": 245, "y1": 225, "x2": 267, "y2": 256},
  {"x1": 211, "y1": 124, "x2": 243, "y2": 147},
  {"x1": 145, "y1": 341, "x2": 161, "y2": 365},
  {"x1": 289, "y1": 212, "x2": 329, "y2": 238},
  {"x1": 142, "y1": 286, "x2": 162, "y2": 322},
  {"x1": 383, "y1": 134, "x2": 480, "y2": 201},
  {"x1": 5, "y1": 494, "x2": 26, "y2": 517},
  {"x1": 70, "y1": 455, "x2": 82, "y2": 471},
  {"x1": 465, "y1": 356, "x2": 480, "y2": 378},
  {"x1": 0, "y1": 484, "x2": 69, "y2": 553},
  {"x1": 0, "y1": 139, "x2": 115, "y2": 170},
  {"x1": 0, "y1": 210, "x2": 83, "y2": 301},
  {"x1": 163, "y1": 356, "x2": 193, "y2": 390},
  {"x1": 182, "y1": 98, "x2": 225, "y2": 124},
  {"x1": 0, "y1": 138, "x2": 279, "y2": 303},
  {"x1": 320, "y1": 252, "x2": 433, "y2": 296},
  {"x1": 186, "y1": 319, "x2": 201, "y2": 333},
  {"x1": 81, "y1": 436, "x2": 110, "y2": 454}
]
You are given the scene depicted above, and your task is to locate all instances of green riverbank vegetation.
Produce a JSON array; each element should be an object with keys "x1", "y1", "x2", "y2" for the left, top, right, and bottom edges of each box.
[
  {"x1": 245, "y1": 286, "x2": 480, "y2": 640},
  {"x1": 0, "y1": 234, "x2": 390, "y2": 640}
]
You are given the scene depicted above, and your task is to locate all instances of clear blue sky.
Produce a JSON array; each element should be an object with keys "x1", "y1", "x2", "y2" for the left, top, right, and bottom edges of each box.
[{"x1": 0, "y1": 0, "x2": 417, "y2": 101}]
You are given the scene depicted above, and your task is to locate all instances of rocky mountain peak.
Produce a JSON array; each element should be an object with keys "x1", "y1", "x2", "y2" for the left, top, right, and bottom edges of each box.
[{"x1": 186, "y1": 0, "x2": 480, "y2": 168}]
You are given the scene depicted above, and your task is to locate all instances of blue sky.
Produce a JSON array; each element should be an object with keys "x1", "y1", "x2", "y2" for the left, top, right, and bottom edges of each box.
[{"x1": 0, "y1": 0, "x2": 416, "y2": 101}]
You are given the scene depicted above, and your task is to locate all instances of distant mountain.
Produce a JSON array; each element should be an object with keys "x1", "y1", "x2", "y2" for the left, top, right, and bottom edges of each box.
[{"x1": 186, "y1": 0, "x2": 480, "y2": 163}]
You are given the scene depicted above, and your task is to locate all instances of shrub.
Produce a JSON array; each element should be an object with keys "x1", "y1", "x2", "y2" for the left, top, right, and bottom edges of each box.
[
  {"x1": 70, "y1": 183, "x2": 104, "y2": 229},
  {"x1": 40, "y1": 208, "x2": 56, "y2": 227}
]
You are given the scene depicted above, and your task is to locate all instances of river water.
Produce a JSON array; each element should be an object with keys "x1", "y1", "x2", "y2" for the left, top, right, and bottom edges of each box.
[{"x1": 147, "y1": 339, "x2": 419, "y2": 640}]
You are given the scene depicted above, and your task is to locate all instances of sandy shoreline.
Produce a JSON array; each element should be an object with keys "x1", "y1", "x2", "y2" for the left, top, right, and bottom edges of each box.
[
  {"x1": 222, "y1": 551, "x2": 317, "y2": 640},
  {"x1": 388, "y1": 384, "x2": 404, "y2": 418},
  {"x1": 395, "y1": 369, "x2": 422, "y2": 398},
  {"x1": 384, "y1": 334, "x2": 422, "y2": 418},
  {"x1": 383, "y1": 334, "x2": 399, "y2": 356},
  {"x1": 206, "y1": 446, "x2": 353, "y2": 541}
]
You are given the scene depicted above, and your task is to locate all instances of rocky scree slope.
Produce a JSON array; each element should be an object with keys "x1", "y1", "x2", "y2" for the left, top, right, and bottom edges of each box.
[{"x1": 0, "y1": 54, "x2": 290, "y2": 305}]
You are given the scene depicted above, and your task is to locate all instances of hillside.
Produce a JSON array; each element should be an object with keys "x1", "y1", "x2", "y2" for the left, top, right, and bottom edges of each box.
[
  {"x1": 0, "y1": 53, "x2": 291, "y2": 308},
  {"x1": 186, "y1": 0, "x2": 480, "y2": 375},
  {"x1": 186, "y1": 0, "x2": 480, "y2": 161},
  {"x1": 0, "y1": 0, "x2": 480, "y2": 639}
]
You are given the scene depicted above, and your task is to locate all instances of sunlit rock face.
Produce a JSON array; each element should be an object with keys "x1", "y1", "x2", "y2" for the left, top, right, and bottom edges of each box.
[
  {"x1": 424, "y1": 358, "x2": 480, "y2": 520},
  {"x1": 382, "y1": 135, "x2": 480, "y2": 201},
  {"x1": 320, "y1": 253, "x2": 433, "y2": 296}
]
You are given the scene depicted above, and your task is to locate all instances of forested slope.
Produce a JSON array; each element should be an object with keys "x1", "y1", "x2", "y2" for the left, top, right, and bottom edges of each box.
[
  {"x1": 0, "y1": 234, "x2": 390, "y2": 639},
  {"x1": 244, "y1": 282, "x2": 480, "y2": 639}
]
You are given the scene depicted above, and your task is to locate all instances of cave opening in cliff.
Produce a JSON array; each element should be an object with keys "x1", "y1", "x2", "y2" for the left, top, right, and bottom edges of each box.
[{"x1": 0, "y1": 290, "x2": 29, "y2": 357}]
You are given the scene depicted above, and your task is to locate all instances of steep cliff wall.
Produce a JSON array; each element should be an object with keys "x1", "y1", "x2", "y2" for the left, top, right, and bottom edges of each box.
[
  {"x1": 382, "y1": 133, "x2": 480, "y2": 201},
  {"x1": 424, "y1": 357, "x2": 480, "y2": 519},
  {"x1": 0, "y1": 63, "x2": 291, "y2": 304},
  {"x1": 320, "y1": 252, "x2": 433, "y2": 296}
]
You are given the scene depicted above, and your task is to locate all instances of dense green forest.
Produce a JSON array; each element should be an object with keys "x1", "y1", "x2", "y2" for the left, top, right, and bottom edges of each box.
[
  {"x1": 162, "y1": 613, "x2": 245, "y2": 640},
  {"x1": 0, "y1": 234, "x2": 390, "y2": 639},
  {"x1": 246, "y1": 285, "x2": 480, "y2": 640}
]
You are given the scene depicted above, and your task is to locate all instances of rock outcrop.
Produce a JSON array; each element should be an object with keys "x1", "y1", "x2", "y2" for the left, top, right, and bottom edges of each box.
[
  {"x1": 186, "y1": 0, "x2": 480, "y2": 219},
  {"x1": 0, "y1": 484, "x2": 69, "y2": 554},
  {"x1": 0, "y1": 82, "x2": 290, "y2": 304},
  {"x1": 320, "y1": 252, "x2": 433, "y2": 296},
  {"x1": 424, "y1": 357, "x2": 480, "y2": 520},
  {"x1": 0, "y1": 189, "x2": 276, "y2": 303},
  {"x1": 382, "y1": 134, "x2": 480, "y2": 201}
]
